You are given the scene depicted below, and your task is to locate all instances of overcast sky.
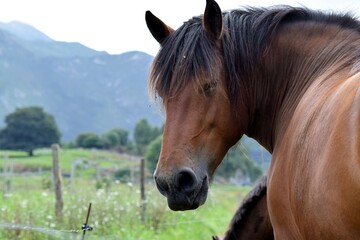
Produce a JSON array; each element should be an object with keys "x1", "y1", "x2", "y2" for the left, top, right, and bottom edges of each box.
[{"x1": 0, "y1": 0, "x2": 359, "y2": 56}]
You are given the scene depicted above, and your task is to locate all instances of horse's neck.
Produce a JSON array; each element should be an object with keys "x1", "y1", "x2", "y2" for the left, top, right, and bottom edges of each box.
[{"x1": 246, "y1": 22, "x2": 360, "y2": 151}]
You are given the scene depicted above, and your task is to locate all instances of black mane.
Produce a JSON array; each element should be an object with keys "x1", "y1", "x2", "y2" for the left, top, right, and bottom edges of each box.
[
  {"x1": 149, "y1": 6, "x2": 360, "y2": 103},
  {"x1": 150, "y1": 15, "x2": 217, "y2": 99}
]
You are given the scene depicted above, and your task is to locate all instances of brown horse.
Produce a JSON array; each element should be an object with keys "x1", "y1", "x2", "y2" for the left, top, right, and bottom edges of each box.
[
  {"x1": 146, "y1": 0, "x2": 360, "y2": 238},
  {"x1": 214, "y1": 176, "x2": 273, "y2": 240}
]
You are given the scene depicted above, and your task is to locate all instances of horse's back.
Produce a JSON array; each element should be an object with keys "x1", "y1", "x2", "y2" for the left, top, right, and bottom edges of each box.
[{"x1": 269, "y1": 71, "x2": 360, "y2": 239}]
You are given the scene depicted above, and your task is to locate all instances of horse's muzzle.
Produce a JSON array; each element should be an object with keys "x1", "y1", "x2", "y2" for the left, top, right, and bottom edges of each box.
[{"x1": 154, "y1": 168, "x2": 209, "y2": 211}]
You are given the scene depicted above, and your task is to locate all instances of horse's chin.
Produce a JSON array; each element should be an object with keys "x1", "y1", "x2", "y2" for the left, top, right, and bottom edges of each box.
[{"x1": 167, "y1": 177, "x2": 209, "y2": 211}]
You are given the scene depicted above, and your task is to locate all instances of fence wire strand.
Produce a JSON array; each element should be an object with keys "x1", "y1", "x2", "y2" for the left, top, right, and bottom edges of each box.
[{"x1": 0, "y1": 222, "x2": 83, "y2": 232}]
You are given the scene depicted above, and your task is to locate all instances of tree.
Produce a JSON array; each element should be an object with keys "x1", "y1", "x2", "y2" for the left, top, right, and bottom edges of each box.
[
  {"x1": 74, "y1": 128, "x2": 130, "y2": 150},
  {"x1": 75, "y1": 132, "x2": 104, "y2": 149},
  {"x1": 102, "y1": 128, "x2": 129, "y2": 148},
  {"x1": 0, "y1": 106, "x2": 61, "y2": 156},
  {"x1": 145, "y1": 135, "x2": 162, "y2": 173},
  {"x1": 134, "y1": 118, "x2": 162, "y2": 155}
]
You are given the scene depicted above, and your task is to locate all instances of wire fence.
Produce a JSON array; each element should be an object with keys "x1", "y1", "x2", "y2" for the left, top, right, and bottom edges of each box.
[
  {"x1": 0, "y1": 216, "x2": 211, "y2": 239},
  {"x1": 0, "y1": 202, "x2": 94, "y2": 240}
]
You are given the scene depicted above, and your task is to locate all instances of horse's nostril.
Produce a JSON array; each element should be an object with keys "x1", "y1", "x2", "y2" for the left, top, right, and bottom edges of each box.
[{"x1": 175, "y1": 169, "x2": 197, "y2": 191}]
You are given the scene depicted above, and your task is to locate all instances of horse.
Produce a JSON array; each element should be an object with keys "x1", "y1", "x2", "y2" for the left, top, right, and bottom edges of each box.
[
  {"x1": 145, "y1": 0, "x2": 360, "y2": 238},
  {"x1": 213, "y1": 176, "x2": 273, "y2": 240}
]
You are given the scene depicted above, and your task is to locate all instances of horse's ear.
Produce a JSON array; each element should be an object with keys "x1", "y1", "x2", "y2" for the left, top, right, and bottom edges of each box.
[
  {"x1": 203, "y1": 0, "x2": 223, "y2": 40},
  {"x1": 145, "y1": 11, "x2": 174, "y2": 44}
]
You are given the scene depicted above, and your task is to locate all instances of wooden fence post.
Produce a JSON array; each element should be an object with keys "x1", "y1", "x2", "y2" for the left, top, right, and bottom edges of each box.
[
  {"x1": 2, "y1": 153, "x2": 8, "y2": 200},
  {"x1": 7, "y1": 159, "x2": 13, "y2": 193},
  {"x1": 140, "y1": 158, "x2": 146, "y2": 222},
  {"x1": 52, "y1": 144, "x2": 63, "y2": 221}
]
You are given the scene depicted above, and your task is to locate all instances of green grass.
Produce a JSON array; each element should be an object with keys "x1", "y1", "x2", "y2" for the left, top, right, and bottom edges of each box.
[
  {"x1": 0, "y1": 149, "x2": 251, "y2": 239},
  {"x1": 0, "y1": 149, "x2": 138, "y2": 175},
  {"x1": 0, "y1": 179, "x2": 249, "y2": 239}
]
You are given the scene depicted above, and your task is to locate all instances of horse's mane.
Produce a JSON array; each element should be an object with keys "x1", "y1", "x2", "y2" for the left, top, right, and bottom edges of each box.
[
  {"x1": 149, "y1": 6, "x2": 360, "y2": 104},
  {"x1": 225, "y1": 176, "x2": 267, "y2": 236},
  {"x1": 212, "y1": 176, "x2": 268, "y2": 240}
]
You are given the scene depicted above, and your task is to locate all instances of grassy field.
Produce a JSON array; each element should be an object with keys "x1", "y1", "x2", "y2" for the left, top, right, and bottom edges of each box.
[
  {"x1": 0, "y1": 149, "x2": 138, "y2": 173},
  {"x1": 0, "y1": 149, "x2": 251, "y2": 240}
]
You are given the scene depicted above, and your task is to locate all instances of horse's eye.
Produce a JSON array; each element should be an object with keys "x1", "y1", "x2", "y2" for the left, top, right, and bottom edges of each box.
[{"x1": 202, "y1": 81, "x2": 217, "y2": 94}]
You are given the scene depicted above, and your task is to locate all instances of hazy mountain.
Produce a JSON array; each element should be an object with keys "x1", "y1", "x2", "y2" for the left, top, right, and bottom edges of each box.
[
  {"x1": 0, "y1": 21, "x2": 53, "y2": 42},
  {"x1": 0, "y1": 21, "x2": 162, "y2": 141}
]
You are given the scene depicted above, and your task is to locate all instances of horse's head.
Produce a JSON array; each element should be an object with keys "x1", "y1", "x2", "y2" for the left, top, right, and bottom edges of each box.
[{"x1": 146, "y1": 0, "x2": 247, "y2": 211}]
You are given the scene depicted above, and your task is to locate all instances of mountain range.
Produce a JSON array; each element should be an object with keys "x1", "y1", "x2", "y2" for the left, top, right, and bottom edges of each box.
[{"x1": 0, "y1": 21, "x2": 162, "y2": 141}]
